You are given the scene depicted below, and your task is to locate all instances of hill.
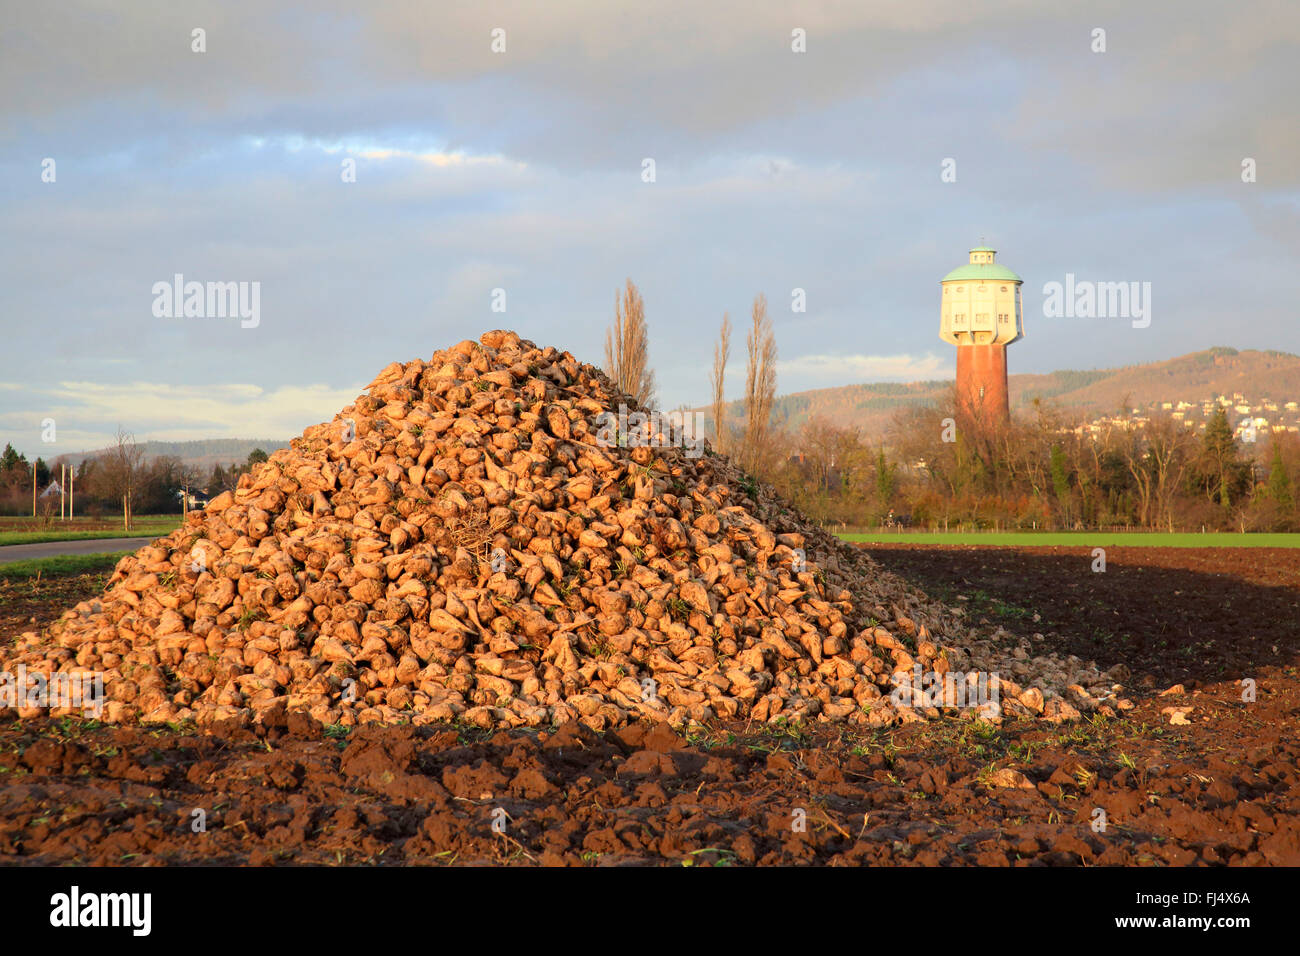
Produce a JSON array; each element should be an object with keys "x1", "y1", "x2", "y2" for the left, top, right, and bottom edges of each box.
[
  {"x1": 701, "y1": 348, "x2": 1300, "y2": 437},
  {"x1": 54, "y1": 439, "x2": 290, "y2": 471}
]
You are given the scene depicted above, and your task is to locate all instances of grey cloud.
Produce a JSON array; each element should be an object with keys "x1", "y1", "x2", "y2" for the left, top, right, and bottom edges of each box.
[
  {"x1": 2, "y1": 0, "x2": 1297, "y2": 457},
  {"x1": 7, "y1": 1, "x2": 1295, "y2": 186}
]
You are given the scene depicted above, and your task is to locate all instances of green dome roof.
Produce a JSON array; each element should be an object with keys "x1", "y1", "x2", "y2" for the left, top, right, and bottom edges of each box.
[{"x1": 941, "y1": 263, "x2": 1022, "y2": 283}]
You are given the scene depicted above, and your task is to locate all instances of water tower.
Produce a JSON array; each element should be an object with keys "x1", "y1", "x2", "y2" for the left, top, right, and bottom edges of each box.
[{"x1": 940, "y1": 244, "x2": 1023, "y2": 424}]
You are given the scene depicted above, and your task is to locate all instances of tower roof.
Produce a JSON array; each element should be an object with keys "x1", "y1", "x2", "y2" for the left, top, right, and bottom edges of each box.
[
  {"x1": 942, "y1": 244, "x2": 1021, "y2": 283},
  {"x1": 941, "y1": 263, "x2": 1022, "y2": 282}
]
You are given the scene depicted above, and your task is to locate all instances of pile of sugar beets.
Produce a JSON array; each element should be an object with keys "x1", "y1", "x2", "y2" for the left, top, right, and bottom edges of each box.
[{"x1": 2, "y1": 331, "x2": 1126, "y2": 730}]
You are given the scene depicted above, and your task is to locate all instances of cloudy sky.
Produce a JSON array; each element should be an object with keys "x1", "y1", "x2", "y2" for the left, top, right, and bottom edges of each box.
[{"x1": 2, "y1": 0, "x2": 1297, "y2": 457}]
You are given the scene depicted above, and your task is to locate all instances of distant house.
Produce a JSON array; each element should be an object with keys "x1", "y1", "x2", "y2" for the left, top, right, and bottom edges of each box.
[
  {"x1": 39, "y1": 481, "x2": 62, "y2": 499},
  {"x1": 177, "y1": 489, "x2": 211, "y2": 510}
]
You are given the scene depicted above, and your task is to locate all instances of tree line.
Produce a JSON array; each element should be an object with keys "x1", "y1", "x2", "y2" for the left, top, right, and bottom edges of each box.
[
  {"x1": 0, "y1": 431, "x2": 270, "y2": 522},
  {"x1": 600, "y1": 278, "x2": 1298, "y2": 533},
  {"x1": 4, "y1": 285, "x2": 1292, "y2": 535},
  {"x1": 765, "y1": 400, "x2": 1297, "y2": 532}
]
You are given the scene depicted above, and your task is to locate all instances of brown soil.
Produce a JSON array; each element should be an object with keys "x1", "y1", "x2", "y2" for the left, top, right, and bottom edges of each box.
[
  {"x1": 1, "y1": 545, "x2": 1296, "y2": 866},
  {"x1": 863, "y1": 545, "x2": 1300, "y2": 690},
  {"x1": 0, "y1": 571, "x2": 115, "y2": 639}
]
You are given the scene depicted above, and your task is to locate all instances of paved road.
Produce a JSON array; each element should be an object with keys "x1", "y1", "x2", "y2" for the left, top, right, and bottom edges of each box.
[{"x1": 0, "y1": 537, "x2": 155, "y2": 566}]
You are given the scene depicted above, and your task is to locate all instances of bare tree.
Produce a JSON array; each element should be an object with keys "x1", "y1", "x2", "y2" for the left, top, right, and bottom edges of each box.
[
  {"x1": 604, "y1": 278, "x2": 656, "y2": 408},
  {"x1": 178, "y1": 463, "x2": 204, "y2": 517},
  {"x1": 741, "y1": 294, "x2": 778, "y2": 474},
  {"x1": 798, "y1": 416, "x2": 855, "y2": 493},
  {"x1": 1146, "y1": 415, "x2": 1193, "y2": 530},
  {"x1": 1121, "y1": 415, "x2": 1192, "y2": 529},
  {"x1": 97, "y1": 427, "x2": 146, "y2": 531},
  {"x1": 710, "y1": 312, "x2": 732, "y2": 454}
]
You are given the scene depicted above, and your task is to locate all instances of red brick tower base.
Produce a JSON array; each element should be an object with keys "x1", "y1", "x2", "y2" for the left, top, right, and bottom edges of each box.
[{"x1": 956, "y1": 342, "x2": 1009, "y2": 424}]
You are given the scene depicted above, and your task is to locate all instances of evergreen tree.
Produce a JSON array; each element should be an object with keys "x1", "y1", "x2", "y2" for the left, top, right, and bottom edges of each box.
[
  {"x1": 206, "y1": 464, "x2": 227, "y2": 496},
  {"x1": 1050, "y1": 444, "x2": 1071, "y2": 520},
  {"x1": 875, "y1": 448, "x2": 896, "y2": 509},
  {"x1": 0, "y1": 443, "x2": 24, "y2": 474},
  {"x1": 1199, "y1": 408, "x2": 1241, "y2": 507},
  {"x1": 1268, "y1": 443, "x2": 1293, "y2": 508}
]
